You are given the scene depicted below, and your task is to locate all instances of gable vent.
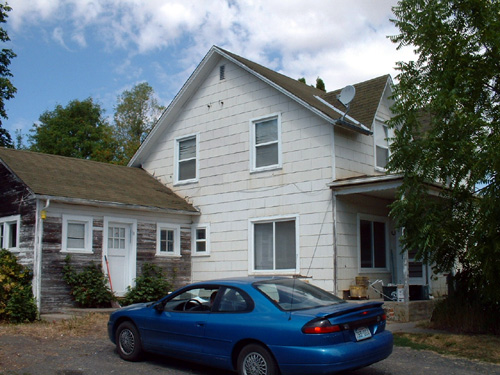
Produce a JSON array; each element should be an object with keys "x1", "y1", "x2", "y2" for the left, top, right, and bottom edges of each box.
[{"x1": 220, "y1": 65, "x2": 225, "y2": 80}]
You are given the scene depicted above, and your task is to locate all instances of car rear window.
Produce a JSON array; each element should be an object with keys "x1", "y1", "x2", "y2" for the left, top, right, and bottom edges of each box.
[{"x1": 254, "y1": 278, "x2": 345, "y2": 311}]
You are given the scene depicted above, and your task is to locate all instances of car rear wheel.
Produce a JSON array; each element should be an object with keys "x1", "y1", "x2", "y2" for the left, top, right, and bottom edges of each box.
[
  {"x1": 116, "y1": 321, "x2": 143, "y2": 361},
  {"x1": 237, "y1": 344, "x2": 279, "y2": 375}
]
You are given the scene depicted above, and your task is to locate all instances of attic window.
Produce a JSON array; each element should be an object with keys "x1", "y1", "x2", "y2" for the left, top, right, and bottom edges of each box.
[{"x1": 219, "y1": 65, "x2": 225, "y2": 80}]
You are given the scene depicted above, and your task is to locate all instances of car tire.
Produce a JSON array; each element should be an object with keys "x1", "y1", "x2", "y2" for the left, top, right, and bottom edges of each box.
[
  {"x1": 237, "y1": 344, "x2": 279, "y2": 375},
  {"x1": 115, "y1": 321, "x2": 143, "y2": 361}
]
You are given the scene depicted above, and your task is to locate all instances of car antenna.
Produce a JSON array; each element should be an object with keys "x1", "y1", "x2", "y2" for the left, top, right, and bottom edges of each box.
[{"x1": 288, "y1": 277, "x2": 297, "y2": 321}]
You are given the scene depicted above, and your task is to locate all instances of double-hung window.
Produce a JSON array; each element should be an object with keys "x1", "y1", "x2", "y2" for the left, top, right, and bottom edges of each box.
[
  {"x1": 157, "y1": 224, "x2": 181, "y2": 256},
  {"x1": 0, "y1": 215, "x2": 20, "y2": 251},
  {"x1": 250, "y1": 114, "x2": 281, "y2": 171},
  {"x1": 192, "y1": 224, "x2": 210, "y2": 256},
  {"x1": 175, "y1": 134, "x2": 198, "y2": 184},
  {"x1": 250, "y1": 216, "x2": 298, "y2": 273},
  {"x1": 62, "y1": 215, "x2": 93, "y2": 253},
  {"x1": 359, "y1": 215, "x2": 388, "y2": 270},
  {"x1": 375, "y1": 120, "x2": 390, "y2": 169}
]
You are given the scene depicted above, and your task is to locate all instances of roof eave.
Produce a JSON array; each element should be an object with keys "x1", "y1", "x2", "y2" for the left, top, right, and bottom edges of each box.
[{"x1": 34, "y1": 194, "x2": 200, "y2": 216}]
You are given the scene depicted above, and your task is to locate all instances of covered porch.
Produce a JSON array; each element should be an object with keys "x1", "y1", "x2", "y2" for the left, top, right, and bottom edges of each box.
[{"x1": 329, "y1": 174, "x2": 447, "y2": 322}]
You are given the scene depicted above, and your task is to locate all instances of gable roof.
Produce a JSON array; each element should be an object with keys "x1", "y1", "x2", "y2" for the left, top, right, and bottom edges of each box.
[
  {"x1": 0, "y1": 147, "x2": 198, "y2": 215},
  {"x1": 130, "y1": 46, "x2": 392, "y2": 167}
]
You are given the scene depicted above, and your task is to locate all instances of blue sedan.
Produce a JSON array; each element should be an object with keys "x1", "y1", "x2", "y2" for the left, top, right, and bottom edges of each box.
[{"x1": 108, "y1": 277, "x2": 393, "y2": 375}]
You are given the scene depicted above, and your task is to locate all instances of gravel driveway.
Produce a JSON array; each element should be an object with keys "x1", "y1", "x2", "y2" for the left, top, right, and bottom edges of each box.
[{"x1": 1, "y1": 321, "x2": 499, "y2": 375}]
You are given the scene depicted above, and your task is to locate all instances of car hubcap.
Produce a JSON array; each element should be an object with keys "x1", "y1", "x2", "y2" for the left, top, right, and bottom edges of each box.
[
  {"x1": 119, "y1": 328, "x2": 135, "y2": 355},
  {"x1": 243, "y1": 352, "x2": 267, "y2": 375}
]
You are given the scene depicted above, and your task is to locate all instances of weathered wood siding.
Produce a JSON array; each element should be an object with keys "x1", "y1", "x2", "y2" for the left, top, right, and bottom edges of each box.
[
  {"x1": 38, "y1": 207, "x2": 192, "y2": 313},
  {"x1": 0, "y1": 163, "x2": 36, "y2": 266}
]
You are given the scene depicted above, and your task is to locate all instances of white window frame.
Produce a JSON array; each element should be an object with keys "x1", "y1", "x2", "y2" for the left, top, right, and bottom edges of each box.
[
  {"x1": 374, "y1": 118, "x2": 391, "y2": 171},
  {"x1": 61, "y1": 215, "x2": 93, "y2": 253},
  {"x1": 156, "y1": 223, "x2": 181, "y2": 257},
  {"x1": 250, "y1": 113, "x2": 282, "y2": 172},
  {"x1": 248, "y1": 215, "x2": 299, "y2": 275},
  {"x1": 357, "y1": 214, "x2": 390, "y2": 273},
  {"x1": 0, "y1": 215, "x2": 21, "y2": 251},
  {"x1": 174, "y1": 133, "x2": 199, "y2": 185},
  {"x1": 191, "y1": 224, "x2": 210, "y2": 256}
]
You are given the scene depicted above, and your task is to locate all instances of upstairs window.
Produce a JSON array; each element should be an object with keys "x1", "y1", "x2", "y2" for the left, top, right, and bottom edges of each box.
[
  {"x1": 250, "y1": 114, "x2": 281, "y2": 172},
  {"x1": 175, "y1": 134, "x2": 198, "y2": 184},
  {"x1": 375, "y1": 120, "x2": 390, "y2": 169},
  {"x1": 0, "y1": 215, "x2": 20, "y2": 251}
]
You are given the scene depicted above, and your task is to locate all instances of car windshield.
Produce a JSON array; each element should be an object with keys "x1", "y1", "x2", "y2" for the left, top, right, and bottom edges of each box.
[{"x1": 254, "y1": 278, "x2": 345, "y2": 311}]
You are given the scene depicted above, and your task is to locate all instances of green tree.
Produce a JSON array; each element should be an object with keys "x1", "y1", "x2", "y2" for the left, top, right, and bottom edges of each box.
[
  {"x1": 113, "y1": 82, "x2": 164, "y2": 164},
  {"x1": 297, "y1": 77, "x2": 326, "y2": 91},
  {"x1": 29, "y1": 98, "x2": 117, "y2": 162},
  {"x1": 0, "y1": 3, "x2": 17, "y2": 148},
  {"x1": 388, "y1": 0, "x2": 500, "y2": 304}
]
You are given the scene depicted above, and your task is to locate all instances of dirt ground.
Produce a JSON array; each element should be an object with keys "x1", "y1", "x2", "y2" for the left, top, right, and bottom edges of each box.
[{"x1": 1, "y1": 313, "x2": 499, "y2": 375}]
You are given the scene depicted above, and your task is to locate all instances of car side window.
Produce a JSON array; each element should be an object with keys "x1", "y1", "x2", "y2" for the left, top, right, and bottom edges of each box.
[
  {"x1": 215, "y1": 287, "x2": 252, "y2": 313},
  {"x1": 164, "y1": 287, "x2": 218, "y2": 312}
]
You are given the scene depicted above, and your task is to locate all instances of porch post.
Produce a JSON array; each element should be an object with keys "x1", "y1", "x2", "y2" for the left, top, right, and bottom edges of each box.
[{"x1": 402, "y1": 228, "x2": 410, "y2": 303}]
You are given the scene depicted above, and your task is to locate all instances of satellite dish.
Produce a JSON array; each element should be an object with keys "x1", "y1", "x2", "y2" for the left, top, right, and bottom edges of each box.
[{"x1": 337, "y1": 85, "x2": 356, "y2": 107}]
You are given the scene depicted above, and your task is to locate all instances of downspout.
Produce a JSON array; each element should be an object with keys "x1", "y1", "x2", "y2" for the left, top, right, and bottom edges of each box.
[
  {"x1": 33, "y1": 198, "x2": 50, "y2": 317},
  {"x1": 332, "y1": 191, "x2": 338, "y2": 296}
]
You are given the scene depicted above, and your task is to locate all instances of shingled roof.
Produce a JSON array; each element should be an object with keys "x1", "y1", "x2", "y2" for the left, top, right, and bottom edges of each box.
[
  {"x1": 216, "y1": 47, "x2": 391, "y2": 133},
  {"x1": 0, "y1": 147, "x2": 198, "y2": 214}
]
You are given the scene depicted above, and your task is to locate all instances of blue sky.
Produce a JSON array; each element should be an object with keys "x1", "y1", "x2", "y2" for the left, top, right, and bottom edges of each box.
[{"x1": 3, "y1": 0, "x2": 414, "y2": 141}]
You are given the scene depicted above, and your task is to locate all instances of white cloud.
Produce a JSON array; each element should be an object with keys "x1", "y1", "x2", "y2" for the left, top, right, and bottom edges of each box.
[{"x1": 7, "y1": 0, "x2": 414, "y2": 89}]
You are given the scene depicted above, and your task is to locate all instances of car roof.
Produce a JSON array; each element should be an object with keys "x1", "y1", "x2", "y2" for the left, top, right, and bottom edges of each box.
[{"x1": 188, "y1": 276, "x2": 291, "y2": 287}]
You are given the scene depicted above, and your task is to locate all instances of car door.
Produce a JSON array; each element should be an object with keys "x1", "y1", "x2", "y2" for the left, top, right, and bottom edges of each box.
[
  {"x1": 203, "y1": 286, "x2": 255, "y2": 365},
  {"x1": 141, "y1": 286, "x2": 218, "y2": 359}
]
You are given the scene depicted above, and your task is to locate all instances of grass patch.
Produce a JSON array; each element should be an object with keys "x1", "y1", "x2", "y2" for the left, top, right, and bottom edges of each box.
[
  {"x1": 0, "y1": 312, "x2": 109, "y2": 339},
  {"x1": 393, "y1": 332, "x2": 500, "y2": 364}
]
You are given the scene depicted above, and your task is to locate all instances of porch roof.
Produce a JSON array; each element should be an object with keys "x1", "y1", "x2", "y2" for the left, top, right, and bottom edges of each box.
[{"x1": 328, "y1": 174, "x2": 442, "y2": 200}]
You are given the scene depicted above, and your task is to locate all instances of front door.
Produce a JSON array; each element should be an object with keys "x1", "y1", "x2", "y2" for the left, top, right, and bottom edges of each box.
[{"x1": 106, "y1": 221, "x2": 135, "y2": 296}]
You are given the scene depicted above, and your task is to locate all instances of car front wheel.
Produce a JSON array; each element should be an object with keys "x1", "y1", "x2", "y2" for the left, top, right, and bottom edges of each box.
[
  {"x1": 237, "y1": 344, "x2": 279, "y2": 375},
  {"x1": 116, "y1": 321, "x2": 143, "y2": 361}
]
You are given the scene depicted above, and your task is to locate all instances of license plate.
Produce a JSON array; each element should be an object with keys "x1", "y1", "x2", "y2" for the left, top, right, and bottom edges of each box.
[{"x1": 354, "y1": 327, "x2": 372, "y2": 341}]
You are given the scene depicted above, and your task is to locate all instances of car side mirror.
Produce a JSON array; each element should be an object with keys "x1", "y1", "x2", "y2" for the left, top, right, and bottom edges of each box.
[{"x1": 154, "y1": 302, "x2": 165, "y2": 313}]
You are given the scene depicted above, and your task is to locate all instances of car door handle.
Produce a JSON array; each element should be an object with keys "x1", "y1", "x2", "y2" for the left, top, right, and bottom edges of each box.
[{"x1": 196, "y1": 321, "x2": 206, "y2": 327}]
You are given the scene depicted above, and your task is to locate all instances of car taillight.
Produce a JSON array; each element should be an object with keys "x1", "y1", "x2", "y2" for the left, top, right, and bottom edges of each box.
[{"x1": 302, "y1": 319, "x2": 341, "y2": 334}]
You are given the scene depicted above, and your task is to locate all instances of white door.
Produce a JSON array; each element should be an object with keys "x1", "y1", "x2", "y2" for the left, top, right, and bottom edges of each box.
[{"x1": 106, "y1": 223, "x2": 133, "y2": 296}]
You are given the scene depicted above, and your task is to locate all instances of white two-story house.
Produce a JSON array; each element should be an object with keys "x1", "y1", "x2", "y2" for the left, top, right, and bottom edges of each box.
[{"x1": 130, "y1": 46, "x2": 446, "y2": 299}]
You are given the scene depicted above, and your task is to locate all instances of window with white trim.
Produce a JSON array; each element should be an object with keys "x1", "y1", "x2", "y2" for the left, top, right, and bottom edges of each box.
[
  {"x1": 359, "y1": 215, "x2": 388, "y2": 270},
  {"x1": 0, "y1": 215, "x2": 20, "y2": 251},
  {"x1": 157, "y1": 224, "x2": 181, "y2": 256},
  {"x1": 251, "y1": 217, "x2": 298, "y2": 273},
  {"x1": 62, "y1": 215, "x2": 93, "y2": 253},
  {"x1": 192, "y1": 224, "x2": 210, "y2": 256},
  {"x1": 250, "y1": 114, "x2": 281, "y2": 171},
  {"x1": 375, "y1": 120, "x2": 390, "y2": 169},
  {"x1": 175, "y1": 134, "x2": 198, "y2": 184}
]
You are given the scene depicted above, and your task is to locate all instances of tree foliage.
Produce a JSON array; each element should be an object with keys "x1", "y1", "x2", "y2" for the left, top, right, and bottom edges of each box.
[
  {"x1": 388, "y1": 0, "x2": 500, "y2": 303},
  {"x1": 29, "y1": 98, "x2": 117, "y2": 162},
  {"x1": 0, "y1": 3, "x2": 16, "y2": 148},
  {"x1": 113, "y1": 82, "x2": 164, "y2": 164}
]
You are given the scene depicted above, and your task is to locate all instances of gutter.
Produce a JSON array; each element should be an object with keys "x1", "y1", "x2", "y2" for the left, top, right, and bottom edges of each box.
[{"x1": 34, "y1": 195, "x2": 200, "y2": 216}]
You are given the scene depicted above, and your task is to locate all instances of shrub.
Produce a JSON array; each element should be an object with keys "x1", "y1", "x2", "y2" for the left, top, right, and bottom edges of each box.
[
  {"x1": 0, "y1": 248, "x2": 37, "y2": 323},
  {"x1": 122, "y1": 263, "x2": 173, "y2": 306},
  {"x1": 431, "y1": 270, "x2": 500, "y2": 334},
  {"x1": 62, "y1": 255, "x2": 114, "y2": 308}
]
